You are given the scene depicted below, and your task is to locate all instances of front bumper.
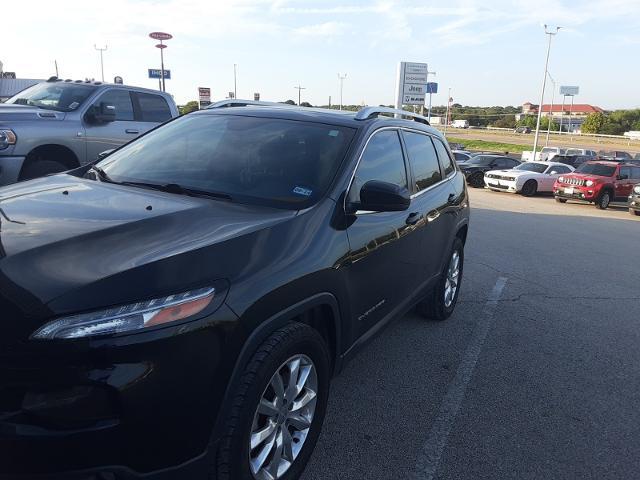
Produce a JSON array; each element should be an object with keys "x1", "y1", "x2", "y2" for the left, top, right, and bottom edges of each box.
[
  {"x1": 0, "y1": 304, "x2": 237, "y2": 478},
  {"x1": 553, "y1": 184, "x2": 597, "y2": 202},
  {"x1": 0, "y1": 155, "x2": 26, "y2": 186},
  {"x1": 484, "y1": 177, "x2": 518, "y2": 192}
]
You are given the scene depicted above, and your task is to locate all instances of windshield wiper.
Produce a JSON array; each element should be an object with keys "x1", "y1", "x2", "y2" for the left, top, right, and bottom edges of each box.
[{"x1": 119, "y1": 181, "x2": 232, "y2": 201}]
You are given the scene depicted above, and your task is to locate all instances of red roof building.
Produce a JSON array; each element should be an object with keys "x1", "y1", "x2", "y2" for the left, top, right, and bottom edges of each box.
[{"x1": 522, "y1": 102, "x2": 603, "y2": 116}]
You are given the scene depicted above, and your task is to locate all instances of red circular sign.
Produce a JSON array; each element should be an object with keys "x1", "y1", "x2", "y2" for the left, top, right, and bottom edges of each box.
[
  {"x1": 155, "y1": 44, "x2": 167, "y2": 49},
  {"x1": 149, "y1": 32, "x2": 172, "y2": 40}
]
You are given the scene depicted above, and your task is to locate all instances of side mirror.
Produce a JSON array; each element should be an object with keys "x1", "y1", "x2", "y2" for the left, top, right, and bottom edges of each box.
[
  {"x1": 97, "y1": 149, "x2": 115, "y2": 161},
  {"x1": 358, "y1": 180, "x2": 411, "y2": 212},
  {"x1": 89, "y1": 102, "x2": 116, "y2": 123}
]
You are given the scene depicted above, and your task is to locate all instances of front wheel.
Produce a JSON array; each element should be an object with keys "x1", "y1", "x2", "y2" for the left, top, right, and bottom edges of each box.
[
  {"x1": 469, "y1": 172, "x2": 484, "y2": 188},
  {"x1": 417, "y1": 237, "x2": 464, "y2": 321},
  {"x1": 216, "y1": 323, "x2": 330, "y2": 480},
  {"x1": 520, "y1": 180, "x2": 538, "y2": 197},
  {"x1": 555, "y1": 197, "x2": 567, "y2": 203},
  {"x1": 595, "y1": 191, "x2": 611, "y2": 210},
  {"x1": 630, "y1": 208, "x2": 640, "y2": 216}
]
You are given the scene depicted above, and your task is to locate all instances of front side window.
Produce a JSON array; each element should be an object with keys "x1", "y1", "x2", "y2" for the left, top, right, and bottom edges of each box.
[
  {"x1": 433, "y1": 138, "x2": 455, "y2": 177},
  {"x1": 6, "y1": 82, "x2": 96, "y2": 112},
  {"x1": 92, "y1": 89, "x2": 134, "y2": 121},
  {"x1": 136, "y1": 93, "x2": 172, "y2": 122},
  {"x1": 348, "y1": 130, "x2": 407, "y2": 205},
  {"x1": 620, "y1": 167, "x2": 632, "y2": 179},
  {"x1": 515, "y1": 162, "x2": 547, "y2": 173},
  {"x1": 100, "y1": 114, "x2": 355, "y2": 209},
  {"x1": 630, "y1": 167, "x2": 640, "y2": 179},
  {"x1": 402, "y1": 131, "x2": 442, "y2": 191}
]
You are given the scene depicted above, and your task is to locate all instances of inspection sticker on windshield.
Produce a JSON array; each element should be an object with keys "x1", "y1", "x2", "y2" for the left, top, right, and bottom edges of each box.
[
  {"x1": 328, "y1": 130, "x2": 340, "y2": 137},
  {"x1": 293, "y1": 186, "x2": 313, "y2": 197}
]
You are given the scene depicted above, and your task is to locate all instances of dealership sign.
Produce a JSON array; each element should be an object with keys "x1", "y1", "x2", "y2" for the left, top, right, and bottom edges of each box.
[
  {"x1": 560, "y1": 85, "x2": 579, "y2": 96},
  {"x1": 149, "y1": 32, "x2": 173, "y2": 41},
  {"x1": 426, "y1": 82, "x2": 438, "y2": 94},
  {"x1": 148, "y1": 69, "x2": 171, "y2": 79},
  {"x1": 395, "y1": 62, "x2": 428, "y2": 106},
  {"x1": 199, "y1": 87, "x2": 211, "y2": 107}
]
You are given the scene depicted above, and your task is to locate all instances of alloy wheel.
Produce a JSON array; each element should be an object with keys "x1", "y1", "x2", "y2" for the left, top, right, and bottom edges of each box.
[
  {"x1": 444, "y1": 250, "x2": 460, "y2": 308},
  {"x1": 249, "y1": 354, "x2": 318, "y2": 480}
]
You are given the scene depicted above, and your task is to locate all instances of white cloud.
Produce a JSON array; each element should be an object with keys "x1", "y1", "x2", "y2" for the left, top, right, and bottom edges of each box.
[{"x1": 293, "y1": 21, "x2": 348, "y2": 36}]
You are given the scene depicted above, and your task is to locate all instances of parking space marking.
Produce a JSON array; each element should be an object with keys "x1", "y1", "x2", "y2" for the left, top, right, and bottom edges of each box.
[{"x1": 413, "y1": 276, "x2": 508, "y2": 480}]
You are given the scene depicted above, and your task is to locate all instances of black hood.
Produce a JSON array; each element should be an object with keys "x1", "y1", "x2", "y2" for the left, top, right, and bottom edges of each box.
[{"x1": 0, "y1": 174, "x2": 296, "y2": 330}]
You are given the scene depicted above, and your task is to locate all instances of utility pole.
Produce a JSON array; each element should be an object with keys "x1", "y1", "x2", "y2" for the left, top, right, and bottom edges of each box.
[
  {"x1": 294, "y1": 84, "x2": 306, "y2": 105},
  {"x1": 234, "y1": 64, "x2": 238, "y2": 99},
  {"x1": 94, "y1": 44, "x2": 107, "y2": 82},
  {"x1": 568, "y1": 94, "x2": 575, "y2": 138},
  {"x1": 532, "y1": 25, "x2": 561, "y2": 160},
  {"x1": 545, "y1": 72, "x2": 556, "y2": 147},
  {"x1": 54, "y1": 60, "x2": 59, "y2": 78},
  {"x1": 338, "y1": 73, "x2": 347, "y2": 110}
]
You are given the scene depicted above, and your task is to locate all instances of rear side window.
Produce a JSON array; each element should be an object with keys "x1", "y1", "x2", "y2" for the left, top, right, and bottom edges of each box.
[
  {"x1": 433, "y1": 139, "x2": 455, "y2": 176},
  {"x1": 402, "y1": 131, "x2": 442, "y2": 191},
  {"x1": 93, "y1": 89, "x2": 134, "y2": 121},
  {"x1": 136, "y1": 93, "x2": 172, "y2": 122},
  {"x1": 349, "y1": 130, "x2": 407, "y2": 204}
]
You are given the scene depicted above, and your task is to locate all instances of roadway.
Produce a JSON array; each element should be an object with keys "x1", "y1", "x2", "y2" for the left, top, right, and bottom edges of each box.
[{"x1": 303, "y1": 188, "x2": 640, "y2": 480}]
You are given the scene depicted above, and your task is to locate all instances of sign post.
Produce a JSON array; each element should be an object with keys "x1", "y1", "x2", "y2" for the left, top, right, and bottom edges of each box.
[
  {"x1": 395, "y1": 62, "x2": 428, "y2": 114},
  {"x1": 559, "y1": 86, "x2": 579, "y2": 134},
  {"x1": 149, "y1": 32, "x2": 172, "y2": 92},
  {"x1": 426, "y1": 82, "x2": 438, "y2": 122},
  {"x1": 198, "y1": 87, "x2": 211, "y2": 108}
]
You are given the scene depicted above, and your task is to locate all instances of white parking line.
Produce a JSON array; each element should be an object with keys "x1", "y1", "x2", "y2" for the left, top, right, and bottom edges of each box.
[{"x1": 413, "y1": 276, "x2": 508, "y2": 480}]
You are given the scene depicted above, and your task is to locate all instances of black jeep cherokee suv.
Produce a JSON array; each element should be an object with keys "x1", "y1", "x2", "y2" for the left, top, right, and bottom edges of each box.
[{"x1": 0, "y1": 102, "x2": 469, "y2": 480}]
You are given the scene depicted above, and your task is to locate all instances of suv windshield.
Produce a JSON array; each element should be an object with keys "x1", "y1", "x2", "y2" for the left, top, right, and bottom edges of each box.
[
  {"x1": 575, "y1": 163, "x2": 616, "y2": 177},
  {"x1": 515, "y1": 162, "x2": 548, "y2": 173},
  {"x1": 99, "y1": 114, "x2": 355, "y2": 209},
  {"x1": 6, "y1": 82, "x2": 97, "y2": 112}
]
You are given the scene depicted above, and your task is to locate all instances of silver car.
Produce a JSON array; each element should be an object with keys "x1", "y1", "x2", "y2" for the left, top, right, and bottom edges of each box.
[{"x1": 0, "y1": 78, "x2": 178, "y2": 185}]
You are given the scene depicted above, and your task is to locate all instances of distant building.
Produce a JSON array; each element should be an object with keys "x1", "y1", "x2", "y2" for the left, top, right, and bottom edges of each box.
[
  {"x1": 518, "y1": 101, "x2": 604, "y2": 133},
  {"x1": 429, "y1": 116, "x2": 444, "y2": 125}
]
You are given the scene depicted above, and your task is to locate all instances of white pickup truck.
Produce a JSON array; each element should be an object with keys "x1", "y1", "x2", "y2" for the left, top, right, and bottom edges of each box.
[{"x1": 521, "y1": 146, "x2": 566, "y2": 162}]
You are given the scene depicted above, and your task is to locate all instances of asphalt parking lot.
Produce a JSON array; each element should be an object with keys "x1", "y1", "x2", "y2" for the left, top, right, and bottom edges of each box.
[{"x1": 303, "y1": 188, "x2": 640, "y2": 480}]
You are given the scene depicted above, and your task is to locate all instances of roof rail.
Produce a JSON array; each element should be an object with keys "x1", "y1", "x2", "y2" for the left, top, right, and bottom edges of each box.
[
  {"x1": 206, "y1": 99, "x2": 296, "y2": 109},
  {"x1": 354, "y1": 106, "x2": 430, "y2": 125}
]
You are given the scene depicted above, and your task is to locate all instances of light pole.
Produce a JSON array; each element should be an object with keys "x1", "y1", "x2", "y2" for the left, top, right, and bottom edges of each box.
[
  {"x1": 338, "y1": 73, "x2": 347, "y2": 110},
  {"x1": 294, "y1": 84, "x2": 306, "y2": 105},
  {"x1": 532, "y1": 25, "x2": 561, "y2": 160},
  {"x1": 94, "y1": 44, "x2": 107, "y2": 82},
  {"x1": 149, "y1": 32, "x2": 172, "y2": 93},
  {"x1": 545, "y1": 72, "x2": 556, "y2": 147},
  {"x1": 234, "y1": 64, "x2": 238, "y2": 99},
  {"x1": 444, "y1": 88, "x2": 452, "y2": 136}
]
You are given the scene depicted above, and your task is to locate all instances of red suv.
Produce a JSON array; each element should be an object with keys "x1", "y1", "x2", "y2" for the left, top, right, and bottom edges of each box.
[{"x1": 553, "y1": 161, "x2": 640, "y2": 209}]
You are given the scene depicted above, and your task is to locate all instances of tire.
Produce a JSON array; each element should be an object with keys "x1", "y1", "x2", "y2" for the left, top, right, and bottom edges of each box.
[
  {"x1": 595, "y1": 190, "x2": 611, "y2": 210},
  {"x1": 216, "y1": 322, "x2": 330, "y2": 480},
  {"x1": 417, "y1": 237, "x2": 464, "y2": 321},
  {"x1": 630, "y1": 208, "x2": 640, "y2": 216},
  {"x1": 520, "y1": 180, "x2": 538, "y2": 197},
  {"x1": 469, "y1": 173, "x2": 484, "y2": 188},
  {"x1": 20, "y1": 159, "x2": 68, "y2": 181},
  {"x1": 555, "y1": 197, "x2": 567, "y2": 203}
]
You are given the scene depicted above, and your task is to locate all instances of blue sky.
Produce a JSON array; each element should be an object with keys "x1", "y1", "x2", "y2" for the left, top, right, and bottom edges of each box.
[{"x1": 2, "y1": 0, "x2": 639, "y2": 109}]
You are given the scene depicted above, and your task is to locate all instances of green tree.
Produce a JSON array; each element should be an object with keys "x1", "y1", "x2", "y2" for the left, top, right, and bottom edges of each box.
[
  {"x1": 282, "y1": 99, "x2": 296, "y2": 105},
  {"x1": 581, "y1": 112, "x2": 607, "y2": 133},
  {"x1": 492, "y1": 115, "x2": 516, "y2": 128},
  {"x1": 179, "y1": 100, "x2": 199, "y2": 115},
  {"x1": 300, "y1": 101, "x2": 313, "y2": 107}
]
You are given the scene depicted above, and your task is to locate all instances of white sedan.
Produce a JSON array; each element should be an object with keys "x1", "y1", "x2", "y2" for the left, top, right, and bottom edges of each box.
[{"x1": 484, "y1": 161, "x2": 575, "y2": 196}]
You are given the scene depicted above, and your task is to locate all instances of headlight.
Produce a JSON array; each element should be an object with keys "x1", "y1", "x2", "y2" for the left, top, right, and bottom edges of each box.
[
  {"x1": 634, "y1": 185, "x2": 640, "y2": 194},
  {"x1": 504, "y1": 177, "x2": 516, "y2": 181},
  {"x1": 31, "y1": 287, "x2": 215, "y2": 340},
  {"x1": 585, "y1": 180, "x2": 594, "y2": 187},
  {"x1": 558, "y1": 176, "x2": 564, "y2": 183},
  {"x1": 0, "y1": 129, "x2": 17, "y2": 150}
]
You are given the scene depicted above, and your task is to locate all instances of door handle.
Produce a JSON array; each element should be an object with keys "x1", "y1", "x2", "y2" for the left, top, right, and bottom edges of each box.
[
  {"x1": 405, "y1": 212, "x2": 422, "y2": 225},
  {"x1": 426, "y1": 210, "x2": 441, "y2": 222},
  {"x1": 125, "y1": 129, "x2": 139, "y2": 134},
  {"x1": 448, "y1": 193, "x2": 456, "y2": 204}
]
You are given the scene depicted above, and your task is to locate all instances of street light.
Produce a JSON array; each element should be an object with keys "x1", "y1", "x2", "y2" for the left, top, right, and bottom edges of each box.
[
  {"x1": 94, "y1": 44, "x2": 107, "y2": 82},
  {"x1": 531, "y1": 25, "x2": 561, "y2": 160},
  {"x1": 545, "y1": 72, "x2": 556, "y2": 147},
  {"x1": 338, "y1": 73, "x2": 347, "y2": 110}
]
